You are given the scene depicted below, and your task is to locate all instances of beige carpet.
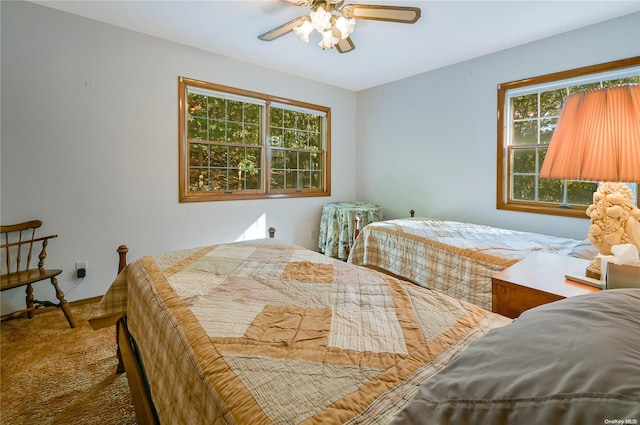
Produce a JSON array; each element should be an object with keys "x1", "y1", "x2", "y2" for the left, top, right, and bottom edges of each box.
[{"x1": 1, "y1": 301, "x2": 137, "y2": 424}]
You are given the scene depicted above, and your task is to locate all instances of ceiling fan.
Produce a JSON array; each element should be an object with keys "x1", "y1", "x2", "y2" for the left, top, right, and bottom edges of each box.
[{"x1": 258, "y1": 0, "x2": 421, "y2": 53}]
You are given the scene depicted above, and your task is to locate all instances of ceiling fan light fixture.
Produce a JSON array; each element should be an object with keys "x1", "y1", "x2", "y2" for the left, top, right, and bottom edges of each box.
[
  {"x1": 293, "y1": 19, "x2": 313, "y2": 42},
  {"x1": 334, "y1": 16, "x2": 355, "y2": 39},
  {"x1": 259, "y1": 1, "x2": 420, "y2": 54},
  {"x1": 297, "y1": 5, "x2": 356, "y2": 50},
  {"x1": 310, "y1": 6, "x2": 332, "y2": 32},
  {"x1": 319, "y1": 28, "x2": 340, "y2": 49}
]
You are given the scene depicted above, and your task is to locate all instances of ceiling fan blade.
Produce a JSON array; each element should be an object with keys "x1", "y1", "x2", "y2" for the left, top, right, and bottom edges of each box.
[
  {"x1": 258, "y1": 16, "x2": 307, "y2": 41},
  {"x1": 336, "y1": 37, "x2": 356, "y2": 54},
  {"x1": 278, "y1": 0, "x2": 310, "y2": 6},
  {"x1": 342, "y1": 5, "x2": 421, "y2": 24}
]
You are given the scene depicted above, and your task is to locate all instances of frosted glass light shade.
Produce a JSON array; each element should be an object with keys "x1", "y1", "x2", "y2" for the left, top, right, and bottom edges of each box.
[{"x1": 294, "y1": 20, "x2": 313, "y2": 42}]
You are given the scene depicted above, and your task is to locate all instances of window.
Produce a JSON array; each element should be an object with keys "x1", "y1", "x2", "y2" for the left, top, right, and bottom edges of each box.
[
  {"x1": 497, "y1": 57, "x2": 640, "y2": 217},
  {"x1": 179, "y1": 77, "x2": 331, "y2": 202}
]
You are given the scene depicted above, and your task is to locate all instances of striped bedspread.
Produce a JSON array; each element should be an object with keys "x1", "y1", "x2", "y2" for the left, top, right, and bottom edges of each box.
[
  {"x1": 348, "y1": 218, "x2": 583, "y2": 310},
  {"x1": 92, "y1": 239, "x2": 510, "y2": 424}
]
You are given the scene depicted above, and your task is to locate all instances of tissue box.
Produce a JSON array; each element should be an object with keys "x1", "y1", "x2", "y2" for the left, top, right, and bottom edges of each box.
[{"x1": 606, "y1": 263, "x2": 640, "y2": 289}]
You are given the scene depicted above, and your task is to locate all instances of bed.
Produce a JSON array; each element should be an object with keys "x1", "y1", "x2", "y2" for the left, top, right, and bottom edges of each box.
[
  {"x1": 89, "y1": 237, "x2": 510, "y2": 424},
  {"x1": 347, "y1": 213, "x2": 593, "y2": 310},
  {"x1": 89, "y1": 237, "x2": 640, "y2": 424}
]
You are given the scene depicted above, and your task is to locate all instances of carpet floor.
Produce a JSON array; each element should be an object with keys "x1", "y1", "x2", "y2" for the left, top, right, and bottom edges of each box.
[{"x1": 1, "y1": 301, "x2": 137, "y2": 424}]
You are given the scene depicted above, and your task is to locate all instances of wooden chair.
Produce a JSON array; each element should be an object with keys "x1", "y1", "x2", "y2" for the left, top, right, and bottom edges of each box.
[{"x1": 1, "y1": 220, "x2": 76, "y2": 328}]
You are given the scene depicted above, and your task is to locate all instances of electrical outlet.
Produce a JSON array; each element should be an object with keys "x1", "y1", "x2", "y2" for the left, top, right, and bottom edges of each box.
[{"x1": 76, "y1": 261, "x2": 88, "y2": 279}]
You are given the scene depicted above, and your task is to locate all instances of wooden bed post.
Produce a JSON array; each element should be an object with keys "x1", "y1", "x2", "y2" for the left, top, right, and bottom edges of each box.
[
  {"x1": 410, "y1": 209, "x2": 415, "y2": 217},
  {"x1": 115, "y1": 245, "x2": 128, "y2": 374},
  {"x1": 112, "y1": 244, "x2": 159, "y2": 424},
  {"x1": 268, "y1": 227, "x2": 276, "y2": 238},
  {"x1": 117, "y1": 245, "x2": 128, "y2": 273}
]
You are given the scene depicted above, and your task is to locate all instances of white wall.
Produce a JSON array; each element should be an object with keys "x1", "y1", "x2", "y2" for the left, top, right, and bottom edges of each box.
[
  {"x1": 0, "y1": 1, "x2": 357, "y2": 313},
  {"x1": 356, "y1": 12, "x2": 640, "y2": 236}
]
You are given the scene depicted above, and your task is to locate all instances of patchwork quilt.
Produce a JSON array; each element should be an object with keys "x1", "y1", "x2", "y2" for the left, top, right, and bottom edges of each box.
[
  {"x1": 92, "y1": 239, "x2": 510, "y2": 424},
  {"x1": 348, "y1": 218, "x2": 582, "y2": 310}
]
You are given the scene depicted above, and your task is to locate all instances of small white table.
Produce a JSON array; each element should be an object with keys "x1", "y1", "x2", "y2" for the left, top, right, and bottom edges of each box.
[{"x1": 319, "y1": 202, "x2": 383, "y2": 259}]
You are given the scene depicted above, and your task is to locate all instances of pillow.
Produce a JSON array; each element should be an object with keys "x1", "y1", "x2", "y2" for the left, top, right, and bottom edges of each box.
[{"x1": 392, "y1": 289, "x2": 640, "y2": 425}]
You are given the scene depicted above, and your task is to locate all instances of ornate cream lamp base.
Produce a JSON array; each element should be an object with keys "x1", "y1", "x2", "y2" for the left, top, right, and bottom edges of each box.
[{"x1": 584, "y1": 182, "x2": 640, "y2": 281}]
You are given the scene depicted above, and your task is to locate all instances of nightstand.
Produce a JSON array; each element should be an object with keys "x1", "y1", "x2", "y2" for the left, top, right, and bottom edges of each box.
[
  {"x1": 318, "y1": 202, "x2": 383, "y2": 260},
  {"x1": 491, "y1": 252, "x2": 600, "y2": 318}
]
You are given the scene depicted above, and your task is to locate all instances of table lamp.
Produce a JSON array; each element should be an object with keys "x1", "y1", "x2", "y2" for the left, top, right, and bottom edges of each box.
[{"x1": 539, "y1": 85, "x2": 640, "y2": 278}]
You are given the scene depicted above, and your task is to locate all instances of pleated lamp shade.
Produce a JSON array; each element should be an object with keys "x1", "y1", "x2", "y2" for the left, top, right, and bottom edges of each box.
[{"x1": 539, "y1": 85, "x2": 640, "y2": 183}]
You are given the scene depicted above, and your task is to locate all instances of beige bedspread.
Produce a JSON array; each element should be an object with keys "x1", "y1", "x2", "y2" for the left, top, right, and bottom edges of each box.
[
  {"x1": 348, "y1": 218, "x2": 582, "y2": 310},
  {"x1": 92, "y1": 239, "x2": 510, "y2": 424}
]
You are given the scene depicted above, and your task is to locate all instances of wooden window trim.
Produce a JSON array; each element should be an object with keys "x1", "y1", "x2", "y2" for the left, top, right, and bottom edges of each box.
[
  {"x1": 178, "y1": 77, "x2": 331, "y2": 202},
  {"x1": 496, "y1": 56, "x2": 640, "y2": 218}
]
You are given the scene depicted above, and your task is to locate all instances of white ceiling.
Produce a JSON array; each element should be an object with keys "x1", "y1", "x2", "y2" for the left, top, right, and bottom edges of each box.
[{"x1": 31, "y1": 0, "x2": 640, "y2": 91}]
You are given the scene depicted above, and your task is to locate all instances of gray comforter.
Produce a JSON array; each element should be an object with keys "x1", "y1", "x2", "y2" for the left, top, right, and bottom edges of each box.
[{"x1": 394, "y1": 288, "x2": 640, "y2": 425}]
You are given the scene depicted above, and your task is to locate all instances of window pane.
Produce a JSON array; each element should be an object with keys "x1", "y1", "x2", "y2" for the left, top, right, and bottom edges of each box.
[
  {"x1": 286, "y1": 151, "x2": 298, "y2": 170},
  {"x1": 244, "y1": 124, "x2": 260, "y2": 145},
  {"x1": 512, "y1": 94, "x2": 537, "y2": 120},
  {"x1": 188, "y1": 117, "x2": 208, "y2": 140},
  {"x1": 188, "y1": 94, "x2": 207, "y2": 117},
  {"x1": 270, "y1": 130, "x2": 283, "y2": 147},
  {"x1": 271, "y1": 149, "x2": 284, "y2": 169},
  {"x1": 540, "y1": 119, "x2": 557, "y2": 144},
  {"x1": 227, "y1": 169, "x2": 241, "y2": 191},
  {"x1": 229, "y1": 147, "x2": 241, "y2": 168},
  {"x1": 285, "y1": 171, "x2": 297, "y2": 189},
  {"x1": 271, "y1": 170, "x2": 284, "y2": 189},
  {"x1": 309, "y1": 115, "x2": 321, "y2": 132},
  {"x1": 311, "y1": 171, "x2": 322, "y2": 189},
  {"x1": 208, "y1": 97, "x2": 225, "y2": 119},
  {"x1": 246, "y1": 169, "x2": 261, "y2": 190},
  {"x1": 301, "y1": 171, "x2": 311, "y2": 189},
  {"x1": 538, "y1": 178, "x2": 563, "y2": 203},
  {"x1": 512, "y1": 175, "x2": 536, "y2": 201},
  {"x1": 311, "y1": 152, "x2": 322, "y2": 170},
  {"x1": 190, "y1": 143, "x2": 209, "y2": 167},
  {"x1": 300, "y1": 152, "x2": 311, "y2": 170},
  {"x1": 210, "y1": 169, "x2": 227, "y2": 191},
  {"x1": 539, "y1": 89, "x2": 564, "y2": 118},
  {"x1": 283, "y1": 109, "x2": 295, "y2": 128},
  {"x1": 210, "y1": 145, "x2": 227, "y2": 168},
  {"x1": 228, "y1": 100, "x2": 243, "y2": 122},
  {"x1": 512, "y1": 148, "x2": 536, "y2": 174},
  {"x1": 209, "y1": 120, "x2": 225, "y2": 142},
  {"x1": 227, "y1": 122, "x2": 242, "y2": 143},
  {"x1": 309, "y1": 133, "x2": 321, "y2": 150},
  {"x1": 284, "y1": 130, "x2": 296, "y2": 148},
  {"x1": 245, "y1": 147, "x2": 262, "y2": 171},
  {"x1": 190, "y1": 169, "x2": 208, "y2": 191},
  {"x1": 297, "y1": 131, "x2": 309, "y2": 148},
  {"x1": 513, "y1": 121, "x2": 537, "y2": 145},
  {"x1": 567, "y1": 182, "x2": 598, "y2": 205},
  {"x1": 244, "y1": 103, "x2": 260, "y2": 124},
  {"x1": 270, "y1": 108, "x2": 283, "y2": 127}
]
